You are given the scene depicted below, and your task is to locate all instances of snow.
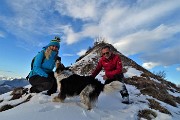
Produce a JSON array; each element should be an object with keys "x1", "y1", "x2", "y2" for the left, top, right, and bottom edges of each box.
[
  {"x1": 72, "y1": 50, "x2": 97, "y2": 67},
  {"x1": 0, "y1": 85, "x2": 141, "y2": 120},
  {"x1": 167, "y1": 90, "x2": 180, "y2": 97},
  {"x1": 124, "y1": 67, "x2": 143, "y2": 78},
  {"x1": 0, "y1": 78, "x2": 179, "y2": 120},
  {"x1": 150, "y1": 77, "x2": 161, "y2": 84}
]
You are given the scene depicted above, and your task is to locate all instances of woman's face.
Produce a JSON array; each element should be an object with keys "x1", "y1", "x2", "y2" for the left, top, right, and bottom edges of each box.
[{"x1": 50, "y1": 45, "x2": 59, "y2": 51}]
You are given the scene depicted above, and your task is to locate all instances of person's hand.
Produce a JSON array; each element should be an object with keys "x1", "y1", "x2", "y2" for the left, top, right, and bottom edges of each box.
[{"x1": 102, "y1": 75, "x2": 108, "y2": 80}]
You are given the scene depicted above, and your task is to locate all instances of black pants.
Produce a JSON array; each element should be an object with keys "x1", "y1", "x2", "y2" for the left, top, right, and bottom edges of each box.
[
  {"x1": 29, "y1": 72, "x2": 57, "y2": 95},
  {"x1": 104, "y1": 73, "x2": 129, "y2": 98}
]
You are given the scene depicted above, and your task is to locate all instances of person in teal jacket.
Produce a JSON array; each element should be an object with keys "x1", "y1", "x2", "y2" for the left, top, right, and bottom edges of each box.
[{"x1": 29, "y1": 37, "x2": 61, "y2": 95}]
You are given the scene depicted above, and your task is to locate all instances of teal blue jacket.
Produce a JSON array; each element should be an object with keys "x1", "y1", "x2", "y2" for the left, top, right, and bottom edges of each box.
[{"x1": 29, "y1": 48, "x2": 58, "y2": 78}]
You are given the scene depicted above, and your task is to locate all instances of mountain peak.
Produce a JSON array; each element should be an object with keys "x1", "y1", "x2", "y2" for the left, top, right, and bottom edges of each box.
[{"x1": 71, "y1": 41, "x2": 180, "y2": 118}]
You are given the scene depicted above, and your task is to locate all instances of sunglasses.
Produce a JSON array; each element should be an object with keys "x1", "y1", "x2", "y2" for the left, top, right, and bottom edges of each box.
[
  {"x1": 102, "y1": 52, "x2": 110, "y2": 55},
  {"x1": 51, "y1": 45, "x2": 59, "y2": 51}
]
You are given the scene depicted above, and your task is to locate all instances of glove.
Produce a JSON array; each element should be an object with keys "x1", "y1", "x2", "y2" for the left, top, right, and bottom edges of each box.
[{"x1": 114, "y1": 73, "x2": 124, "y2": 82}]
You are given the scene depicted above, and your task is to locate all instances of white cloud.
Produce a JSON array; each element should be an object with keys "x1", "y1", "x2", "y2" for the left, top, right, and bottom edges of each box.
[
  {"x1": 0, "y1": 31, "x2": 5, "y2": 38},
  {"x1": 58, "y1": 0, "x2": 180, "y2": 45},
  {"x1": 62, "y1": 54, "x2": 74, "y2": 57},
  {"x1": 140, "y1": 46, "x2": 180, "y2": 66},
  {"x1": 63, "y1": 24, "x2": 101, "y2": 44},
  {"x1": 176, "y1": 67, "x2": 180, "y2": 71},
  {"x1": 77, "y1": 49, "x2": 87, "y2": 56},
  {"x1": 64, "y1": 27, "x2": 80, "y2": 44},
  {"x1": 0, "y1": 0, "x2": 180, "y2": 68},
  {"x1": 89, "y1": 0, "x2": 179, "y2": 40},
  {"x1": 113, "y1": 24, "x2": 180, "y2": 56},
  {"x1": 1, "y1": 0, "x2": 180, "y2": 45},
  {"x1": 54, "y1": 0, "x2": 105, "y2": 21},
  {"x1": 54, "y1": 0, "x2": 180, "y2": 67},
  {"x1": 142, "y1": 62, "x2": 160, "y2": 69},
  {"x1": 0, "y1": 0, "x2": 63, "y2": 46}
]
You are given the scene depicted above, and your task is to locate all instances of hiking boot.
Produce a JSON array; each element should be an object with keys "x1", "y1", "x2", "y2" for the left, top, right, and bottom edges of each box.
[
  {"x1": 29, "y1": 87, "x2": 41, "y2": 93},
  {"x1": 45, "y1": 92, "x2": 52, "y2": 96},
  {"x1": 122, "y1": 96, "x2": 129, "y2": 104}
]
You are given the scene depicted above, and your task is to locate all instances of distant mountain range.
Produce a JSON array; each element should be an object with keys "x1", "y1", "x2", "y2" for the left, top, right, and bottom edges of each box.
[
  {"x1": 0, "y1": 76, "x2": 22, "y2": 81},
  {"x1": 0, "y1": 78, "x2": 29, "y2": 95}
]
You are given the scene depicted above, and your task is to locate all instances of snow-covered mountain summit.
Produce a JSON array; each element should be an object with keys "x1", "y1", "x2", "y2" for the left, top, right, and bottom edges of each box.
[
  {"x1": 0, "y1": 42, "x2": 179, "y2": 120},
  {"x1": 71, "y1": 41, "x2": 180, "y2": 119}
]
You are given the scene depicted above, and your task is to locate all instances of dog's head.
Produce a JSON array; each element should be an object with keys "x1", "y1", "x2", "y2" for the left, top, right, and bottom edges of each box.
[
  {"x1": 54, "y1": 62, "x2": 73, "y2": 83},
  {"x1": 55, "y1": 63, "x2": 66, "y2": 74}
]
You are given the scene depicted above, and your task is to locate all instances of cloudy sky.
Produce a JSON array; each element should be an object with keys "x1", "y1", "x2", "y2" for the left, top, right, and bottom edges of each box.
[{"x1": 0, "y1": 0, "x2": 179, "y2": 84}]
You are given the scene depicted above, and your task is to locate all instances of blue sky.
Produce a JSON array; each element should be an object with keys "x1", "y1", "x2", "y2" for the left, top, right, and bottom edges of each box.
[{"x1": 0, "y1": 0, "x2": 180, "y2": 85}]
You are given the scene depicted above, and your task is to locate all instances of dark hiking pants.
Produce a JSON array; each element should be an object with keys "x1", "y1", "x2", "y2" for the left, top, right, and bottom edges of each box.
[
  {"x1": 29, "y1": 72, "x2": 57, "y2": 95},
  {"x1": 104, "y1": 73, "x2": 129, "y2": 98}
]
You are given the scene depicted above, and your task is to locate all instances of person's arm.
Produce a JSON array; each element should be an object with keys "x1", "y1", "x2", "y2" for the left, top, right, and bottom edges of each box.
[
  {"x1": 33, "y1": 51, "x2": 48, "y2": 77},
  {"x1": 106, "y1": 56, "x2": 122, "y2": 79},
  {"x1": 91, "y1": 59, "x2": 103, "y2": 78}
]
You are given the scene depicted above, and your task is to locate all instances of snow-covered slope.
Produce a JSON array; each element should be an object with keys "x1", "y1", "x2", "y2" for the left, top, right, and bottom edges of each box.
[{"x1": 0, "y1": 74, "x2": 179, "y2": 120}]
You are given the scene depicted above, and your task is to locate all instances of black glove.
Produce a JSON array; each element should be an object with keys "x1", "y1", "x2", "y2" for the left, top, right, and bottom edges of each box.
[{"x1": 114, "y1": 73, "x2": 124, "y2": 82}]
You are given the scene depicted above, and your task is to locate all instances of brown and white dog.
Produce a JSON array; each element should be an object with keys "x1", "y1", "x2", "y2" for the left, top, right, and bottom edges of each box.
[{"x1": 53, "y1": 63, "x2": 123, "y2": 110}]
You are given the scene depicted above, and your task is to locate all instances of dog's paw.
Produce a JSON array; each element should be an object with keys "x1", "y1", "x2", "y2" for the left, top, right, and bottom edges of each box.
[{"x1": 52, "y1": 96, "x2": 62, "y2": 102}]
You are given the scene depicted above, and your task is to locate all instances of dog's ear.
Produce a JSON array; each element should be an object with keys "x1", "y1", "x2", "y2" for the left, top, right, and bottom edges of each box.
[
  {"x1": 60, "y1": 63, "x2": 65, "y2": 70},
  {"x1": 56, "y1": 63, "x2": 66, "y2": 73},
  {"x1": 55, "y1": 60, "x2": 61, "y2": 68},
  {"x1": 64, "y1": 66, "x2": 70, "y2": 70}
]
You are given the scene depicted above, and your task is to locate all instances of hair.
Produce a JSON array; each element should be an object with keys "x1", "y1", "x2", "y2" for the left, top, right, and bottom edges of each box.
[
  {"x1": 45, "y1": 46, "x2": 53, "y2": 59},
  {"x1": 101, "y1": 45, "x2": 111, "y2": 51}
]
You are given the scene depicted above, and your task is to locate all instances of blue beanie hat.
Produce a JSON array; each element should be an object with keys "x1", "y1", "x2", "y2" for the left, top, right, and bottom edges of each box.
[{"x1": 48, "y1": 36, "x2": 60, "y2": 49}]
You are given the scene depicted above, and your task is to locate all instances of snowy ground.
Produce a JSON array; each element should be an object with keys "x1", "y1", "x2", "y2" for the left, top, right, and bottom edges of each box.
[
  {"x1": 0, "y1": 69, "x2": 179, "y2": 120},
  {"x1": 0, "y1": 85, "x2": 145, "y2": 120},
  {"x1": 0, "y1": 84, "x2": 179, "y2": 120}
]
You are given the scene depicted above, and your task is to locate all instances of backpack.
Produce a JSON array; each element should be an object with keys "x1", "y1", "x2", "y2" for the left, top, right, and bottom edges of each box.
[
  {"x1": 26, "y1": 53, "x2": 46, "y2": 80},
  {"x1": 30, "y1": 56, "x2": 45, "y2": 70},
  {"x1": 26, "y1": 54, "x2": 61, "y2": 80}
]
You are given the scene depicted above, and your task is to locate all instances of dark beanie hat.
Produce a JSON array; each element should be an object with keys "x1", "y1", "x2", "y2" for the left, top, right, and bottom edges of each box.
[{"x1": 48, "y1": 36, "x2": 60, "y2": 49}]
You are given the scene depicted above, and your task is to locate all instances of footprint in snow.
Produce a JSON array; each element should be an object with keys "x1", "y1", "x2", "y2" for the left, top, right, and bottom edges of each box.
[{"x1": 39, "y1": 105, "x2": 54, "y2": 112}]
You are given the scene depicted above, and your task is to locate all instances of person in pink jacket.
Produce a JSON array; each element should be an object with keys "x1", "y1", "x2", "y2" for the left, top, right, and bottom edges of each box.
[{"x1": 91, "y1": 45, "x2": 129, "y2": 104}]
